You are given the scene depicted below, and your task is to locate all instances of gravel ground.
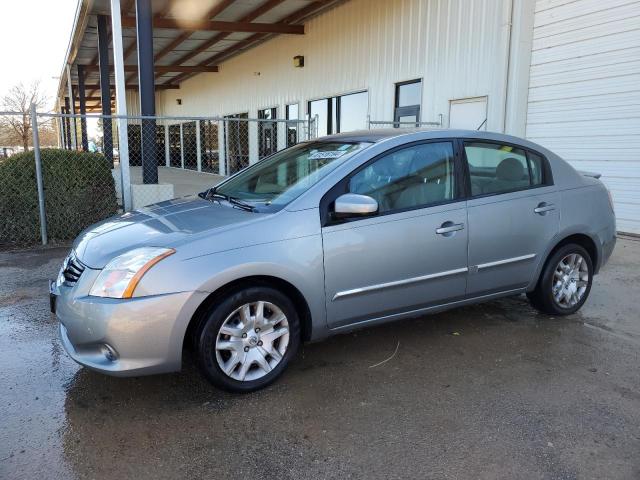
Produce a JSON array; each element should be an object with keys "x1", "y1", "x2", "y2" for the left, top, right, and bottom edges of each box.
[{"x1": 1, "y1": 237, "x2": 639, "y2": 480}]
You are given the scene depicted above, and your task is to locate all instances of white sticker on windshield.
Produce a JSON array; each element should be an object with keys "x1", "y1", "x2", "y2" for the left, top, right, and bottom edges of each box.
[{"x1": 308, "y1": 151, "x2": 347, "y2": 160}]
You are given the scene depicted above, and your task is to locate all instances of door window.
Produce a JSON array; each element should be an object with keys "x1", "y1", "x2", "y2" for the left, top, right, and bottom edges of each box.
[
  {"x1": 394, "y1": 80, "x2": 422, "y2": 127},
  {"x1": 464, "y1": 141, "x2": 544, "y2": 196},
  {"x1": 349, "y1": 142, "x2": 456, "y2": 213}
]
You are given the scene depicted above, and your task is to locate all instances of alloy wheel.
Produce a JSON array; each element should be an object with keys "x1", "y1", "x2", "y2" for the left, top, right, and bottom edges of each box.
[
  {"x1": 215, "y1": 301, "x2": 290, "y2": 381},
  {"x1": 552, "y1": 253, "x2": 589, "y2": 308}
]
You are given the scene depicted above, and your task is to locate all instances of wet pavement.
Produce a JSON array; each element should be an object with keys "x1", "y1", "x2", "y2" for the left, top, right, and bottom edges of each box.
[{"x1": 1, "y1": 238, "x2": 639, "y2": 480}]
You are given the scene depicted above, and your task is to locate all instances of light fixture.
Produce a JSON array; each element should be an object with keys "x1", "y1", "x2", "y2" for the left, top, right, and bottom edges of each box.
[
  {"x1": 176, "y1": 98, "x2": 182, "y2": 105},
  {"x1": 293, "y1": 55, "x2": 304, "y2": 68}
]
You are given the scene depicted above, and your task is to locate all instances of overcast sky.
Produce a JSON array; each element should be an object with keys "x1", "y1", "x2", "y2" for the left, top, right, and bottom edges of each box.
[{"x1": 0, "y1": 0, "x2": 78, "y2": 109}]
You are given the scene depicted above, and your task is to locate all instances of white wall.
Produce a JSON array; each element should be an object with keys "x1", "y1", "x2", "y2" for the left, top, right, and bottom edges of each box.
[
  {"x1": 158, "y1": 0, "x2": 516, "y2": 133},
  {"x1": 525, "y1": 0, "x2": 640, "y2": 234}
]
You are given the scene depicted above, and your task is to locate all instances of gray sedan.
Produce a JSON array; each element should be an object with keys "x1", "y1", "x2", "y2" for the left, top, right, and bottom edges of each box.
[{"x1": 51, "y1": 129, "x2": 616, "y2": 392}]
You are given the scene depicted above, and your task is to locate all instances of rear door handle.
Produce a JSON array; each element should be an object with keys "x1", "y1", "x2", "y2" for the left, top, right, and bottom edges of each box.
[
  {"x1": 436, "y1": 222, "x2": 465, "y2": 235},
  {"x1": 534, "y1": 203, "x2": 555, "y2": 215}
]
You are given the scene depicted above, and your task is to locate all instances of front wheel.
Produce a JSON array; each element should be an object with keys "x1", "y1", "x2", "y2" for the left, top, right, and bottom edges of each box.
[
  {"x1": 528, "y1": 243, "x2": 593, "y2": 315},
  {"x1": 196, "y1": 286, "x2": 300, "y2": 392}
]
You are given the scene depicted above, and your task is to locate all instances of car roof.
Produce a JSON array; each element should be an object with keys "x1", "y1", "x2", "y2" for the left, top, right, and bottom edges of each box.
[
  {"x1": 317, "y1": 128, "x2": 522, "y2": 143},
  {"x1": 317, "y1": 129, "x2": 556, "y2": 157}
]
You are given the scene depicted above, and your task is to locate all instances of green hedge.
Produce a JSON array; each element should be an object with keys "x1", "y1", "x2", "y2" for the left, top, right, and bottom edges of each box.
[{"x1": 0, "y1": 149, "x2": 118, "y2": 247}]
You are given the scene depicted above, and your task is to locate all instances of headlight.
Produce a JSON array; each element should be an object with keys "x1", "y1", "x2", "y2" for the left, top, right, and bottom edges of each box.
[{"x1": 89, "y1": 247, "x2": 175, "y2": 299}]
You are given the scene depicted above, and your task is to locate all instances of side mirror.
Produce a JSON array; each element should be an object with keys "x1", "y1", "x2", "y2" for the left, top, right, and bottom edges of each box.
[{"x1": 333, "y1": 193, "x2": 378, "y2": 219}]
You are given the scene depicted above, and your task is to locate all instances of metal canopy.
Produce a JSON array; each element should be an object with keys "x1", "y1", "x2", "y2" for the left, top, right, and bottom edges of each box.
[{"x1": 60, "y1": 0, "x2": 344, "y2": 111}]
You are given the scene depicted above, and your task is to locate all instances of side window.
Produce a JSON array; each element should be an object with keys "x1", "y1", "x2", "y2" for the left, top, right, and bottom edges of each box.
[
  {"x1": 349, "y1": 142, "x2": 455, "y2": 213},
  {"x1": 528, "y1": 151, "x2": 544, "y2": 186},
  {"x1": 464, "y1": 141, "x2": 533, "y2": 196}
]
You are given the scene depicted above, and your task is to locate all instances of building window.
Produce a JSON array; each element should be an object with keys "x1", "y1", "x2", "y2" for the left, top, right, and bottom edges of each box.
[
  {"x1": 394, "y1": 79, "x2": 422, "y2": 127},
  {"x1": 308, "y1": 91, "x2": 368, "y2": 137},
  {"x1": 338, "y1": 91, "x2": 368, "y2": 133},
  {"x1": 224, "y1": 113, "x2": 249, "y2": 174},
  {"x1": 309, "y1": 98, "x2": 329, "y2": 137},
  {"x1": 258, "y1": 107, "x2": 278, "y2": 159},
  {"x1": 286, "y1": 103, "x2": 299, "y2": 147}
]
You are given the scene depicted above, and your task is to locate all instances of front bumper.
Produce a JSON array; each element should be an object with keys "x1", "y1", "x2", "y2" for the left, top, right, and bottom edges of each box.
[{"x1": 51, "y1": 269, "x2": 203, "y2": 376}]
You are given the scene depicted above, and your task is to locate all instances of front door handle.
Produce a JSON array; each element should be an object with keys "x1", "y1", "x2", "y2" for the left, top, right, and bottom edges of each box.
[
  {"x1": 534, "y1": 202, "x2": 555, "y2": 215},
  {"x1": 436, "y1": 222, "x2": 465, "y2": 235}
]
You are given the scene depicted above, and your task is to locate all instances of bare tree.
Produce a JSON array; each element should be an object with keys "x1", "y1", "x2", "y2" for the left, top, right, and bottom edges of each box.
[{"x1": 0, "y1": 82, "x2": 49, "y2": 150}]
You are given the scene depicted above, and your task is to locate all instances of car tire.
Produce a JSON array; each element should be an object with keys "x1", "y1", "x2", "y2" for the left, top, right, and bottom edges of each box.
[
  {"x1": 196, "y1": 286, "x2": 300, "y2": 393},
  {"x1": 528, "y1": 243, "x2": 593, "y2": 316}
]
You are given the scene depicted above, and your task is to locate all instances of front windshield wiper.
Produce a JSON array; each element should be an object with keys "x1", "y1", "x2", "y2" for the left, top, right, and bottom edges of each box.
[{"x1": 203, "y1": 187, "x2": 255, "y2": 212}]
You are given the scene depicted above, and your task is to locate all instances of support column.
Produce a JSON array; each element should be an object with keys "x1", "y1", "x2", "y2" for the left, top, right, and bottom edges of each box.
[
  {"x1": 97, "y1": 15, "x2": 114, "y2": 165},
  {"x1": 217, "y1": 119, "x2": 226, "y2": 176},
  {"x1": 164, "y1": 124, "x2": 170, "y2": 167},
  {"x1": 63, "y1": 97, "x2": 72, "y2": 150},
  {"x1": 196, "y1": 120, "x2": 202, "y2": 172},
  {"x1": 136, "y1": 0, "x2": 158, "y2": 184},
  {"x1": 59, "y1": 101, "x2": 67, "y2": 149},
  {"x1": 110, "y1": 0, "x2": 132, "y2": 211},
  {"x1": 65, "y1": 65, "x2": 77, "y2": 150},
  {"x1": 77, "y1": 65, "x2": 89, "y2": 151},
  {"x1": 179, "y1": 122, "x2": 184, "y2": 169}
]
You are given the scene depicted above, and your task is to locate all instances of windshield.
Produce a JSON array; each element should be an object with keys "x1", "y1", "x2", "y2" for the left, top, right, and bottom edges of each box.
[{"x1": 213, "y1": 141, "x2": 369, "y2": 211}]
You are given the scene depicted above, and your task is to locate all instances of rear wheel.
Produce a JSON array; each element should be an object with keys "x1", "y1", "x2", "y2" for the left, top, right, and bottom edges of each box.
[
  {"x1": 196, "y1": 286, "x2": 300, "y2": 392},
  {"x1": 528, "y1": 243, "x2": 593, "y2": 315}
]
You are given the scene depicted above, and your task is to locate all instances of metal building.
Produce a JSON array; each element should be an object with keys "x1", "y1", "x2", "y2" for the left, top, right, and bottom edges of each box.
[{"x1": 57, "y1": 0, "x2": 640, "y2": 233}]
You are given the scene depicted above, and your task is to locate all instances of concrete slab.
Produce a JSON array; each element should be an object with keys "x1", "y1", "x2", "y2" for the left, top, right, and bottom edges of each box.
[
  {"x1": 114, "y1": 166, "x2": 224, "y2": 200},
  {"x1": 1, "y1": 238, "x2": 639, "y2": 479}
]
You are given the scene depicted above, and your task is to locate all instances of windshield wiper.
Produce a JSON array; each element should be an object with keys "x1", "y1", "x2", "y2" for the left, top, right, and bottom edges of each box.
[{"x1": 204, "y1": 188, "x2": 255, "y2": 212}]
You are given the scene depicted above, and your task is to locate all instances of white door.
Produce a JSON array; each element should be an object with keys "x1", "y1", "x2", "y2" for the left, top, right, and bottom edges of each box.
[
  {"x1": 526, "y1": 0, "x2": 640, "y2": 234},
  {"x1": 449, "y1": 97, "x2": 488, "y2": 131}
]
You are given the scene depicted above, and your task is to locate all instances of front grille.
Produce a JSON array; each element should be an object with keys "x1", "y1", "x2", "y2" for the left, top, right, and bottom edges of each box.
[{"x1": 62, "y1": 253, "x2": 85, "y2": 285}]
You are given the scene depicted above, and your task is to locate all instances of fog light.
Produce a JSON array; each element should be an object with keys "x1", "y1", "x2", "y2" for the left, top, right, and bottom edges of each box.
[{"x1": 100, "y1": 344, "x2": 118, "y2": 362}]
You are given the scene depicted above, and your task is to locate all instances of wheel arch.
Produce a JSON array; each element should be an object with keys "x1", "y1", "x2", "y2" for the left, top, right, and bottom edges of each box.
[
  {"x1": 528, "y1": 232, "x2": 599, "y2": 292},
  {"x1": 184, "y1": 275, "x2": 314, "y2": 352}
]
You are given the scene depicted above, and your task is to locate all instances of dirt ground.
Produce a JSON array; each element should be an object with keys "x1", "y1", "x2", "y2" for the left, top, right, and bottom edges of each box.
[{"x1": 1, "y1": 237, "x2": 639, "y2": 479}]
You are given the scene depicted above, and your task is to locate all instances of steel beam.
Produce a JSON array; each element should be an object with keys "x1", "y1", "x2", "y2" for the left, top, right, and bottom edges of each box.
[
  {"x1": 63, "y1": 98, "x2": 72, "y2": 150},
  {"x1": 81, "y1": 83, "x2": 180, "y2": 90},
  {"x1": 77, "y1": 65, "x2": 89, "y2": 151},
  {"x1": 136, "y1": 0, "x2": 158, "y2": 184},
  {"x1": 97, "y1": 14, "x2": 114, "y2": 165},
  {"x1": 120, "y1": 16, "x2": 304, "y2": 34},
  {"x1": 84, "y1": 64, "x2": 218, "y2": 73},
  {"x1": 66, "y1": 65, "x2": 77, "y2": 150}
]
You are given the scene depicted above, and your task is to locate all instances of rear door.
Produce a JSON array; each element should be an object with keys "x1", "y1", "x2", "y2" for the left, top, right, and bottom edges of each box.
[
  {"x1": 463, "y1": 140, "x2": 559, "y2": 296},
  {"x1": 321, "y1": 141, "x2": 468, "y2": 330}
]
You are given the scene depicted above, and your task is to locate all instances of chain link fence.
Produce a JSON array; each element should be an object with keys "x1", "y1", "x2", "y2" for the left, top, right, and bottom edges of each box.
[{"x1": 0, "y1": 109, "x2": 316, "y2": 249}]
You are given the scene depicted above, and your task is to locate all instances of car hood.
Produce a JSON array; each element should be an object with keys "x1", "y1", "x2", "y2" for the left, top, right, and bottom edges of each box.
[{"x1": 73, "y1": 196, "x2": 260, "y2": 268}]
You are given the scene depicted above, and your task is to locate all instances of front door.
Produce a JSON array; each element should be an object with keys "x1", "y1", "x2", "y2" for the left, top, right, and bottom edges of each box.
[
  {"x1": 463, "y1": 140, "x2": 559, "y2": 295},
  {"x1": 321, "y1": 141, "x2": 468, "y2": 329}
]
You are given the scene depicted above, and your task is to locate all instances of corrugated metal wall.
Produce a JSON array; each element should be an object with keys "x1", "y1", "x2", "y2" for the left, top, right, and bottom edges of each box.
[
  {"x1": 159, "y1": 0, "x2": 512, "y2": 132},
  {"x1": 526, "y1": 0, "x2": 640, "y2": 234}
]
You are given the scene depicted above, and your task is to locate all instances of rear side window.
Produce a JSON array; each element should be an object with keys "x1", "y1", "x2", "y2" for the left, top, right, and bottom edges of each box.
[
  {"x1": 464, "y1": 141, "x2": 545, "y2": 196},
  {"x1": 528, "y1": 151, "x2": 544, "y2": 186}
]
